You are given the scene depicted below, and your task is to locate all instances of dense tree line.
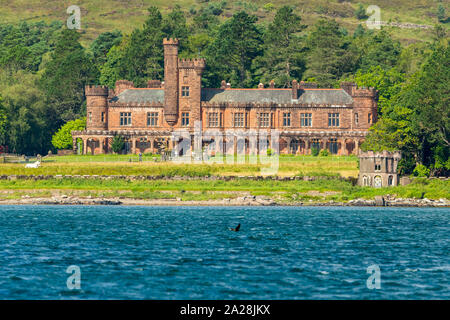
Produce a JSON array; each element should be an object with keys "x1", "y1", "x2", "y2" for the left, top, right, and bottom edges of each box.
[{"x1": 0, "y1": 6, "x2": 448, "y2": 176}]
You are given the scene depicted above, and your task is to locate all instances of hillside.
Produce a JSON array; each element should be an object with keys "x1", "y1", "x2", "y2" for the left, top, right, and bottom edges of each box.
[{"x1": 0, "y1": 0, "x2": 448, "y2": 45}]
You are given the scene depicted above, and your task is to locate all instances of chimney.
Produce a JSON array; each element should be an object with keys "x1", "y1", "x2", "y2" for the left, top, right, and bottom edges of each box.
[
  {"x1": 163, "y1": 38, "x2": 179, "y2": 126},
  {"x1": 226, "y1": 82, "x2": 231, "y2": 89},
  {"x1": 340, "y1": 82, "x2": 357, "y2": 96},
  {"x1": 292, "y1": 80, "x2": 298, "y2": 99},
  {"x1": 269, "y1": 80, "x2": 275, "y2": 88},
  {"x1": 147, "y1": 80, "x2": 161, "y2": 88},
  {"x1": 220, "y1": 80, "x2": 227, "y2": 89},
  {"x1": 258, "y1": 83, "x2": 264, "y2": 89}
]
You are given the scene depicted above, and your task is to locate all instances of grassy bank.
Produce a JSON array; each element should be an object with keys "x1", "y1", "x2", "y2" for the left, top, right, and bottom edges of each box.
[{"x1": 0, "y1": 177, "x2": 448, "y2": 203}]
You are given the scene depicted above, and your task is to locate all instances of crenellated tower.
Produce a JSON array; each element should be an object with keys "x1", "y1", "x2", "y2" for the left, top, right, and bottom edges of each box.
[
  {"x1": 85, "y1": 85, "x2": 109, "y2": 130},
  {"x1": 178, "y1": 58, "x2": 206, "y2": 127},
  {"x1": 340, "y1": 82, "x2": 378, "y2": 129},
  {"x1": 163, "y1": 38, "x2": 179, "y2": 126}
]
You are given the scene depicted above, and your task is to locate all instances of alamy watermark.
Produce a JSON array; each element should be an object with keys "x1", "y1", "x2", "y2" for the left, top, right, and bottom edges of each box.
[
  {"x1": 366, "y1": 264, "x2": 381, "y2": 289},
  {"x1": 67, "y1": 5, "x2": 81, "y2": 30},
  {"x1": 169, "y1": 121, "x2": 279, "y2": 175},
  {"x1": 66, "y1": 265, "x2": 81, "y2": 290}
]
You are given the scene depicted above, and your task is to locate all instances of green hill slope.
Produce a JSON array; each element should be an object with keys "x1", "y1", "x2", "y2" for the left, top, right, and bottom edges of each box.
[{"x1": 0, "y1": 0, "x2": 447, "y2": 44}]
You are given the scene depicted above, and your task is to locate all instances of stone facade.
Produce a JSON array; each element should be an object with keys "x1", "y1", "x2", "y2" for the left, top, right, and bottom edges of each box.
[
  {"x1": 72, "y1": 38, "x2": 379, "y2": 156},
  {"x1": 358, "y1": 151, "x2": 402, "y2": 187}
]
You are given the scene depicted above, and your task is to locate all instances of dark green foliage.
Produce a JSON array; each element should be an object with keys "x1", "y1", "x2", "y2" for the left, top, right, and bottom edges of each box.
[
  {"x1": 304, "y1": 19, "x2": 358, "y2": 87},
  {"x1": 206, "y1": 11, "x2": 263, "y2": 87},
  {"x1": 40, "y1": 29, "x2": 98, "y2": 127},
  {"x1": 354, "y1": 3, "x2": 367, "y2": 20},
  {"x1": 119, "y1": 7, "x2": 165, "y2": 87},
  {"x1": 437, "y1": 4, "x2": 446, "y2": 23},
  {"x1": 90, "y1": 30, "x2": 122, "y2": 66},
  {"x1": 358, "y1": 30, "x2": 402, "y2": 72},
  {"x1": 311, "y1": 147, "x2": 320, "y2": 156},
  {"x1": 0, "y1": 21, "x2": 62, "y2": 72},
  {"x1": 111, "y1": 135, "x2": 125, "y2": 153},
  {"x1": 255, "y1": 6, "x2": 306, "y2": 87}
]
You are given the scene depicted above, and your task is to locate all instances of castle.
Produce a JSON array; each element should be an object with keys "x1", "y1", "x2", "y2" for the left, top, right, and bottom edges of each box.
[{"x1": 72, "y1": 38, "x2": 378, "y2": 156}]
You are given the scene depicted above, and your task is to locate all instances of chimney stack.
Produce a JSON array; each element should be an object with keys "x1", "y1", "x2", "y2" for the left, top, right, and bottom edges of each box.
[
  {"x1": 292, "y1": 80, "x2": 298, "y2": 99},
  {"x1": 163, "y1": 38, "x2": 179, "y2": 126}
]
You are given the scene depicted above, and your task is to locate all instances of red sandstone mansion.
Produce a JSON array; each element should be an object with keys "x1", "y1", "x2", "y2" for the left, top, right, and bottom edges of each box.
[{"x1": 72, "y1": 38, "x2": 378, "y2": 156}]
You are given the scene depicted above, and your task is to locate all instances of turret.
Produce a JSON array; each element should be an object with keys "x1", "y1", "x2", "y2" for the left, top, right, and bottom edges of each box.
[
  {"x1": 178, "y1": 57, "x2": 206, "y2": 126},
  {"x1": 163, "y1": 38, "x2": 179, "y2": 126},
  {"x1": 85, "y1": 85, "x2": 108, "y2": 130},
  {"x1": 340, "y1": 82, "x2": 379, "y2": 129}
]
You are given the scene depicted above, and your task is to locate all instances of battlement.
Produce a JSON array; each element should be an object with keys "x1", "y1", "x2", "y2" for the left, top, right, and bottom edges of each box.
[
  {"x1": 299, "y1": 81, "x2": 318, "y2": 89},
  {"x1": 352, "y1": 86, "x2": 377, "y2": 98},
  {"x1": 178, "y1": 58, "x2": 206, "y2": 69},
  {"x1": 340, "y1": 81, "x2": 377, "y2": 98},
  {"x1": 147, "y1": 80, "x2": 162, "y2": 88},
  {"x1": 85, "y1": 85, "x2": 109, "y2": 96},
  {"x1": 163, "y1": 38, "x2": 179, "y2": 45},
  {"x1": 108, "y1": 101, "x2": 164, "y2": 107},
  {"x1": 359, "y1": 150, "x2": 401, "y2": 159},
  {"x1": 115, "y1": 80, "x2": 134, "y2": 95}
]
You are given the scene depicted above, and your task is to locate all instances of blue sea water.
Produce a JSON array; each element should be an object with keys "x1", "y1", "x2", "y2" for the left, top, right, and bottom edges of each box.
[{"x1": 0, "y1": 205, "x2": 449, "y2": 300}]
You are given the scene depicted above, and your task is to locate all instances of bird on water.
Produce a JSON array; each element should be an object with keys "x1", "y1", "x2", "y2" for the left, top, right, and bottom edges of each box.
[{"x1": 230, "y1": 224, "x2": 241, "y2": 232}]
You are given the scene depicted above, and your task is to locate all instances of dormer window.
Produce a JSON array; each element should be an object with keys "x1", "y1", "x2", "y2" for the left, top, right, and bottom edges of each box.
[{"x1": 181, "y1": 86, "x2": 190, "y2": 97}]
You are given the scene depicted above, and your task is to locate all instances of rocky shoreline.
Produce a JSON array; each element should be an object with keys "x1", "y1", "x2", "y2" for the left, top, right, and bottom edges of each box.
[{"x1": 0, "y1": 195, "x2": 448, "y2": 207}]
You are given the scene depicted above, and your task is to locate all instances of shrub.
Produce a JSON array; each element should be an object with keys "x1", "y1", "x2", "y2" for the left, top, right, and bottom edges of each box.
[
  {"x1": 51, "y1": 117, "x2": 86, "y2": 150},
  {"x1": 311, "y1": 147, "x2": 320, "y2": 156},
  {"x1": 413, "y1": 164, "x2": 430, "y2": 177},
  {"x1": 355, "y1": 3, "x2": 368, "y2": 20},
  {"x1": 263, "y1": 3, "x2": 275, "y2": 12},
  {"x1": 111, "y1": 135, "x2": 124, "y2": 154},
  {"x1": 319, "y1": 149, "x2": 329, "y2": 156}
]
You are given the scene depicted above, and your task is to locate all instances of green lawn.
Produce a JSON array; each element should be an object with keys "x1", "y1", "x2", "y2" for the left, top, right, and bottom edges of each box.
[{"x1": 0, "y1": 154, "x2": 358, "y2": 177}]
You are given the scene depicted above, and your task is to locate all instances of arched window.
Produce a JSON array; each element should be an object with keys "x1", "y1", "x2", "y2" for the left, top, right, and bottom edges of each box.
[
  {"x1": 363, "y1": 175, "x2": 368, "y2": 186},
  {"x1": 290, "y1": 139, "x2": 299, "y2": 154},
  {"x1": 388, "y1": 175, "x2": 393, "y2": 186},
  {"x1": 374, "y1": 175, "x2": 382, "y2": 188}
]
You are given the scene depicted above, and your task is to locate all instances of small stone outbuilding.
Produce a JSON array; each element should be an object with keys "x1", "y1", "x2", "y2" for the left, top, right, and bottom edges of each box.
[{"x1": 358, "y1": 151, "x2": 401, "y2": 187}]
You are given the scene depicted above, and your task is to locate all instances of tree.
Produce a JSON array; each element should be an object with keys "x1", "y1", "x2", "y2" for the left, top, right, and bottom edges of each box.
[
  {"x1": 355, "y1": 3, "x2": 368, "y2": 20},
  {"x1": 304, "y1": 19, "x2": 358, "y2": 87},
  {"x1": 51, "y1": 117, "x2": 86, "y2": 149},
  {"x1": 206, "y1": 11, "x2": 263, "y2": 87},
  {"x1": 90, "y1": 30, "x2": 122, "y2": 66},
  {"x1": 40, "y1": 29, "x2": 98, "y2": 127},
  {"x1": 111, "y1": 135, "x2": 125, "y2": 153},
  {"x1": 437, "y1": 4, "x2": 446, "y2": 23},
  {"x1": 402, "y1": 43, "x2": 449, "y2": 166},
  {"x1": 256, "y1": 6, "x2": 306, "y2": 87},
  {"x1": 349, "y1": 66, "x2": 405, "y2": 114},
  {"x1": 0, "y1": 70, "x2": 49, "y2": 155},
  {"x1": 0, "y1": 95, "x2": 7, "y2": 146},
  {"x1": 361, "y1": 42, "x2": 449, "y2": 175},
  {"x1": 99, "y1": 36, "x2": 129, "y2": 88},
  {"x1": 357, "y1": 30, "x2": 401, "y2": 72},
  {"x1": 353, "y1": 24, "x2": 366, "y2": 38},
  {"x1": 120, "y1": 7, "x2": 165, "y2": 86}
]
